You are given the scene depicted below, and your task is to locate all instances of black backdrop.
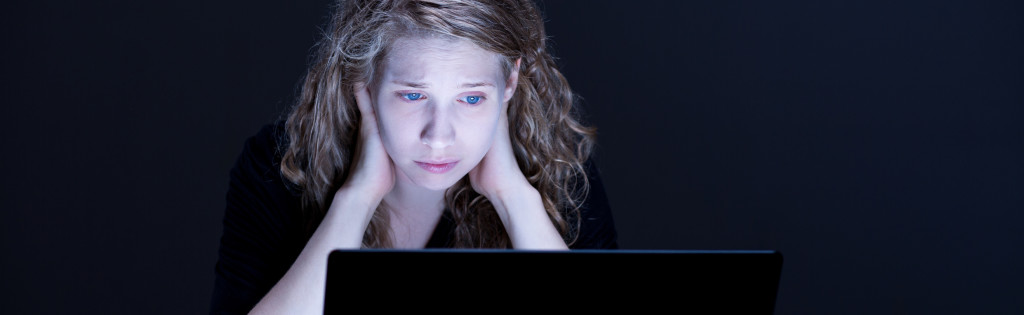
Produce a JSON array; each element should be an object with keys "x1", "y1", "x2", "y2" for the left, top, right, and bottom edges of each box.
[{"x1": 2, "y1": 0, "x2": 1021, "y2": 314}]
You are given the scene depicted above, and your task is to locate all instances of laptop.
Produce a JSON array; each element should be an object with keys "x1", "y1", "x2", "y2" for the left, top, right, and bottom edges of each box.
[{"x1": 325, "y1": 249, "x2": 782, "y2": 313}]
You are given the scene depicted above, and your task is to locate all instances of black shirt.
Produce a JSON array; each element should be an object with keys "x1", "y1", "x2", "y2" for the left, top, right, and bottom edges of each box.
[{"x1": 210, "y1": 121, "x2": 618, "y2": 314}]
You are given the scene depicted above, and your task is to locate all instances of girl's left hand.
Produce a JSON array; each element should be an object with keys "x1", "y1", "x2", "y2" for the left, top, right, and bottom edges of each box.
[
  {"x1": 468, "y1": 106, "x2": 568, "y2": 249},
  {"x1": 468, "y1": 108, "x2": 531, "y2": 200}
]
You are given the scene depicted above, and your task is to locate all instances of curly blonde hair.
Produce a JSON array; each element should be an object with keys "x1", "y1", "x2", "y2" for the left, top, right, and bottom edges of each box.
[{"x1": 280, "y1": 0, "x2": 595, "y2": 248}]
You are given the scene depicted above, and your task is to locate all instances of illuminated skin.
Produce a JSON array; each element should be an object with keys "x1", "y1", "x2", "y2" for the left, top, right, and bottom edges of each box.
[
  {"x1": 367, "y1": 36, "x2": 510, "y2": 247},
  {"x1": 364, "y1": 36, "x2": 560, "y2": 248},
  {"x1": 375, "y1": 36, "x2": 503, "y2": 194},
  {"x1": 249, "y1": 37, "x2": 567, "y2": 315}
]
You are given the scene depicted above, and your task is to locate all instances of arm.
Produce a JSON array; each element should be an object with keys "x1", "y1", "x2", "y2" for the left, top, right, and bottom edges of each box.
[
  {"x1": 491, "y1": 160, "x2": 619, "y2": 250},
  {"x1": 211, "y1": 122, "x2": 304, "y2": 315},
  {"x1": 249, "y1": 83, "x2": 394, "y2": 314},
  {"x1": 247, "y1": 188, "x2": 375, "y2": 315},
  {"x1": 488, "y1": 185, "x2": 569, "y2": 250}
]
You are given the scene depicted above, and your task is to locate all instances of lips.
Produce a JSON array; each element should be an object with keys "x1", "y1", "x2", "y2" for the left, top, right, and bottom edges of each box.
[{"x1": 415, "y1": 160, "x2": 459, "y2": 174}]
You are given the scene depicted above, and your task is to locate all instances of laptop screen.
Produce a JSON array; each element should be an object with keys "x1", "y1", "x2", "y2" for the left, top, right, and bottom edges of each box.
[{"x1": 325, "y1": 249, "x2": 782, "y2": 313}]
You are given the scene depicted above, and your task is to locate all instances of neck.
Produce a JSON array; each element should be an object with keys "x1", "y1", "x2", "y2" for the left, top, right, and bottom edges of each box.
[
  {"x1": 382, "y1": 173, "x2": 446, "y2": 218},
  {"x1": 381, "y1": 174, "x2": 448, "y2": 249}
]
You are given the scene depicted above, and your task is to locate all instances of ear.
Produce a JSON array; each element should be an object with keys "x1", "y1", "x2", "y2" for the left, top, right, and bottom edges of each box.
[{"x1": 502, "y1": 58, "x2": 521, "y2": 104}]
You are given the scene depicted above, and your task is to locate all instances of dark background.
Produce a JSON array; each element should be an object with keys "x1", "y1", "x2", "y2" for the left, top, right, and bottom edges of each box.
[{"x1": 2, "y1": 0, "x2": 1021, "y2": 314}]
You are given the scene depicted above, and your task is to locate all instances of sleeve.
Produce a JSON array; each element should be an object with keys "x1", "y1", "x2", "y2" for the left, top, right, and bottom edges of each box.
[
  {"x1": 210, "y1": 123, "x2": 305, "y2": 315},
  {"x1": 569, "y1": 159, "x2": 620, "y2": 249}
]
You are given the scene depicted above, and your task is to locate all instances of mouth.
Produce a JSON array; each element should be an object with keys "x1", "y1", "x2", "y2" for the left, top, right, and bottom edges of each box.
[{"x1": 415, "y1": 160, "x2": 459, "y2": 174}]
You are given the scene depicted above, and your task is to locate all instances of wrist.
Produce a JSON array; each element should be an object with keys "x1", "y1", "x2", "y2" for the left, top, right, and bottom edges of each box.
[
  {"x1": 326, "y1": 186, "x2": 380, "y2": 234},
  {"x1": 489, "y1": 187, "x2": 567, "y2": 250},
  {"x1": 336, "y1": 183, "x2": 385, "y2": 210},
  {"x1": 482, "y1": 178, "x2": 535, "y2": 203},
  {"x1": 488, "y1": 185, "x2": 544, "y2": 227}
]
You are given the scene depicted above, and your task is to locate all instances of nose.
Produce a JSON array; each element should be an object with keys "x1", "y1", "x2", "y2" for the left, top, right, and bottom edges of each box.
[{"x1": 420, "y1": 103, "x2": 455, "y2": 149}]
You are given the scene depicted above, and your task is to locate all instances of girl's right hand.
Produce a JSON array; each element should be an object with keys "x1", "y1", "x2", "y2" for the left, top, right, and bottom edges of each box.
[{"x1": 336, "y1": 82, "x2": 395, "y2": 207}]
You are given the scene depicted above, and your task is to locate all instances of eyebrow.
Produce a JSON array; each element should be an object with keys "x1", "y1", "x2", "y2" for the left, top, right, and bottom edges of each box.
[
  {"x1": 460, "y1": 82, "x2": 495, "y2": 88},
  {"x1": 392, "y1": 80, "x2": 428, "y2": 88},
  {"x1": 391, "y1": 80, "x2": 495, "y2": 89}
]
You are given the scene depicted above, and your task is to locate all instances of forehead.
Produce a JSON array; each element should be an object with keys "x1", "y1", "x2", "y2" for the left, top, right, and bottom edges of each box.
[{"x1": 383, "y1": 36, "x2": 504, "y2": 83}]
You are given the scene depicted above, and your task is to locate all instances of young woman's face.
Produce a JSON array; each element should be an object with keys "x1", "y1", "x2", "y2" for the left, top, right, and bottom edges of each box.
[{"x1": 373, "y1": 37, "x2": 515, "y2": 191}]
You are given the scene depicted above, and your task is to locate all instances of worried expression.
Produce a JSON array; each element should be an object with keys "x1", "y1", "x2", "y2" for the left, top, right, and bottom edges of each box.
[{"x1": 373, "y1": 37, "x2": 516, "y2": 191}]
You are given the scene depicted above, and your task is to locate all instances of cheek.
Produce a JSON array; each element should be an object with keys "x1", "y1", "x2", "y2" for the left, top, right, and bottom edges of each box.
[
  {"x1": 461, "y1": 113, "x2": 500, "y2": 155},
  {"x1": 373, "y1": 102, "x2": 410, "y2": 157}
]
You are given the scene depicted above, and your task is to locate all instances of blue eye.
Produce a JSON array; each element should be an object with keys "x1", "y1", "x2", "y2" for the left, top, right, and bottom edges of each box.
[
  {"x1": 464, "y1": 95, "x2": 482, "y2": 105},
  {"x1": 403, "y1": 93, "x2": 423, "y2": 101}
]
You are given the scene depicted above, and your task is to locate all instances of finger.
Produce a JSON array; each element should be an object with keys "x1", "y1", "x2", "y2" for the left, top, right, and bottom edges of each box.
[
  {"x1": 353, "y1": 82, "x2": 374, "y2": 120},
  {"x1": 352, "y1": 82, "x2": 381, "y2": 138}
]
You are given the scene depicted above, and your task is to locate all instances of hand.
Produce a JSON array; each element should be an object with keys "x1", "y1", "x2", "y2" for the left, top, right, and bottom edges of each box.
[
  {"x1": 337, "y1": 82, "x2": 395, "y2": 206},
  {"x1": 468, "y1": 107, "x2": 567, "y2": 249},
  {"x1": 468, "y1": 107, "x2": 531, "y2": 201}
]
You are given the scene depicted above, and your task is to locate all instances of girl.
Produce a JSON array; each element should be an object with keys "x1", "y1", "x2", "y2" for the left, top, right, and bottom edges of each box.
[{"x1": 211, "y1": 0, "x2": 617, "y2": 314}]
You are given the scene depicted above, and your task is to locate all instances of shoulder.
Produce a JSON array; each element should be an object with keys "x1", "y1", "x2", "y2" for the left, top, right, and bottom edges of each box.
[
  {"x1": 237, "y1": 119, "x2": 288, "y2": 174},
  {"x1": 570, "y1": 158, "x2": 619, "y2": 249},
  {"x1": 214, "y1": 119, "x2": 306, "y2": 314},
  {"x1": 225, "y1": 118, "x2": 306, "y2": 236},
  {"x1": 230, "y1": 119, "x2": 300, "y2": 196}
]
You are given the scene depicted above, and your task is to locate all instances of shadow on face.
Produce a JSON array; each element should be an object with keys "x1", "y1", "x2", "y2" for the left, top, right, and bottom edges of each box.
[{"x1": 372, "y1": 36, "x2": 509, "y2": 191}]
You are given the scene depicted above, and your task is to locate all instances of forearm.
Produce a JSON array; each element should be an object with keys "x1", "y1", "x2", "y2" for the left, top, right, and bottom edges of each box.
[
  {"x1": 489, "y1": 186, "x2": 568, "y2": 250},
  {"x1": 248, "y1": 189, "x2": 374, "y2": 315}
]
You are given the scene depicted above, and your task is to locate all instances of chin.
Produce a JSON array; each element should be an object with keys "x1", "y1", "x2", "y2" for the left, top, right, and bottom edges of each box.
[{"x1": 407, "y1": 169, "x2": 467, "y2": 191}]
